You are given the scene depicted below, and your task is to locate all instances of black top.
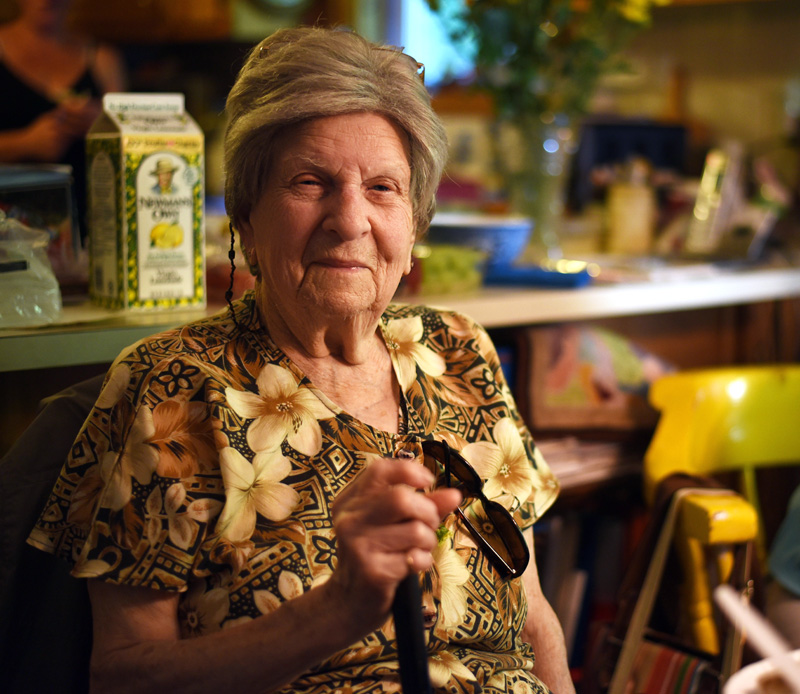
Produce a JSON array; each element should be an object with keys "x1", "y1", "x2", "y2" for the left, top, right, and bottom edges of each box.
[{"x1": 0, "y1": 54, "x2": 104, "y2": 243}]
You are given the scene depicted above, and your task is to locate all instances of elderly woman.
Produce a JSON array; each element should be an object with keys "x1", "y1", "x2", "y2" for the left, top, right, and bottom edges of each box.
[{"x1": 28, "y1": 27, "x2": 573, "y2": 694}]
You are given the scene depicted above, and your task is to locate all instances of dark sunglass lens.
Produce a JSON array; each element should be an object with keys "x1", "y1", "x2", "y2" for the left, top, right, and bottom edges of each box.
[
  {"x1": 422, "y1": 447, "x2": 449, "y2": 488},
  {"x1": 423, "y1": 440, "x2": 529, "y2": 578},
  {"x1": 464, "y1": 498, "x2": 529, "y2": 574},
  {"x1": 463, "y1": 500, "x2": 513, "y2": 563},
  {"x1": 423, "y1": 441, "x2": 474, "y2": 492},
  {"x1": 448, "y1": 452, "x2": 483, "y2": 496}
]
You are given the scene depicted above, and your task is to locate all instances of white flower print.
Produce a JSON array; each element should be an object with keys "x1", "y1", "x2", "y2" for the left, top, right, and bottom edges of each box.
[
  {"x1": 430, "y1": 535, "x2": 470, "y2": 629},
  {"x1": 428, "y1": 650, "x2": 477, "y2": 688},
  {"x1": 217, "y1": 446, "x2": 300, "y2": 543},
  {"x1": 383, "y1": 316, "x2": 446, "y2": 391},
  {"x1": 95, "y1": 363, "x2": 130, "y2": 409},
  {"x1": 225, "y1": 363, "x2": 333, "y2": 455},
  {"x1": 101, "y1": 406, "x2": 159, "y2": 511},
  {"x1": 461, "y1": 417, "x2": 534, "y2": 510},
  {"x1": 178, "y1": 581, "x2": 229, "y2": 638}
]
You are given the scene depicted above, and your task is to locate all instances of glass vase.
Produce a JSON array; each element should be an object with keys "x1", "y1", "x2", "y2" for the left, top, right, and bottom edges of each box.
[{"x1": 499, "y1": 113, "x2": 577, "y2": 262}]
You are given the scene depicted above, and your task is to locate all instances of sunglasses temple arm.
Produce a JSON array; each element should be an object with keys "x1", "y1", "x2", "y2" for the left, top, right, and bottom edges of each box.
[{"x1": 456, "y1": 508, "x2": 519, "y2": 578}]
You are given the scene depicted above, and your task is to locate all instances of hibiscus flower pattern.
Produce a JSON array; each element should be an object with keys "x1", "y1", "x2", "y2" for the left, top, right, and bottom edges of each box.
[
  {"x1": 428, "y1": 531, "x2": 470, "y2": 631},
  {"x1": 150, "y1": 400, "x2": 218, "y2": 478},
  {"x1": 100, "y1": 405, "x2": 159, "y2": 512},
  {"x1": 462, "y1": 417, "x2": 535, "y2": 512},
  {"x1": 28, "y1": 292, "x2": 558, "y2": 694},
  {"x1": 178, "y1": 580, "x2": 230, "y2": 638},
  {"x1": 428, "y1": 650, "x2": 477, "y2": 689},
  {"x1": 382, "y1": 315, "x2": 446, "y2": 391},
  {"x1": 226, "y1": 363, "x2": 334, "y2": 455},
  {"x1": 217, "y1": 446, "x2": 300, "y2": 543}
]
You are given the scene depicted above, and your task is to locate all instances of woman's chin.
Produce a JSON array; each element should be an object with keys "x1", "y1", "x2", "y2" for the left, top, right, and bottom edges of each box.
[
  {"x1": 299, "y1": 274, "x2": 390, "y2": 316},
  {"x1": 300, "y1": 285, "x2": 381, "y2": 319}
]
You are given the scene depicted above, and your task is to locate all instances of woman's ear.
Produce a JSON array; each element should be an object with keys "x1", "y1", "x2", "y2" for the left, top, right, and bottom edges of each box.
[
  {"x1": 238, "y1": 218, "x2": 259, "y2": 271},
  {"x1": 403, "y1": 230, "x2": 417, "y2": 276}
]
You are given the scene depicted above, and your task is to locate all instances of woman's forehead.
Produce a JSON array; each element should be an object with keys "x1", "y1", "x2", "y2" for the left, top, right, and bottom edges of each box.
[{"x1": 272, "y1": 114, "x2": 411, "y2": 171}]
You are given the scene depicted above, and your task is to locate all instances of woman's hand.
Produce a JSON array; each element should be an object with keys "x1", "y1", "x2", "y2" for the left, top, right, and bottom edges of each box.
[
  {"x1": 87, "y1": 457, "x2": 461, "y2": 694},
  {"x1": 12, "y1": 110, "x2": 75, "y2": 162},
  {"x1": 329, "y1": 457, "x2": 461, "y2": 633},
  {"x1": 11, "y1": 98, "x2": 100, "y2": 163},
  {"x1": 56, "y1": 95, "x2": 102, "y2": 138}
]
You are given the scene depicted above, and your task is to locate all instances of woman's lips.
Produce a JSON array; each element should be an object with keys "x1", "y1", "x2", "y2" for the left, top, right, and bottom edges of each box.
[{"x1": 313, "y1": 259, "x2": 368, "y2": 269}]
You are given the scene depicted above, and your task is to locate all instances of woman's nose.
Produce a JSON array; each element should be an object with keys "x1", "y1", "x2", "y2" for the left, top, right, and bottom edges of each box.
[{"x1": 321, "y1": 187, "x2": 371, "y2": 239}]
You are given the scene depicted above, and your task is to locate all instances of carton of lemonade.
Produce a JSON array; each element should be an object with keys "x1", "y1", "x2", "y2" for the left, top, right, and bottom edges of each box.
[{"x1": 87, "y1": 93, "x2": 205, "y2": 309}]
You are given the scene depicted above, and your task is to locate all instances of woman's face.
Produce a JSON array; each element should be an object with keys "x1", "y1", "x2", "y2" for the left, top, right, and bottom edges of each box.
[
  {"x1": 240, "y1": 112, "x2": 415, "y2": 324},
  {"x1": 19, "y1": 0, "x2": 72, "y2": 31}
]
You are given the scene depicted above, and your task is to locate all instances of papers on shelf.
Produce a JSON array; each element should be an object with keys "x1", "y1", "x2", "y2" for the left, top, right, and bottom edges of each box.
[
  {"x1": 536, "y1": 437, "x2": 643, "y2": 489},
  {"x1": 580, "y1": 254, "x2": 725, "y2": 284}
]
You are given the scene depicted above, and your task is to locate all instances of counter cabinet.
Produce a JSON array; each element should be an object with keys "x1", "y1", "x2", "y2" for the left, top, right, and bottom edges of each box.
[
  {"x1": 2, "y1": 265, "x2": 799, "y2": 456},
  {"x1": 3, "y1": 266, "x2": 800, "y2": 373}
]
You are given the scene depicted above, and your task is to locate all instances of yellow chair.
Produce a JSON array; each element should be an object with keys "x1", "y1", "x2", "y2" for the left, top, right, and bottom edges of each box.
[{"x1": 643, "y1": 365, "x2": 800, "y2": 656}]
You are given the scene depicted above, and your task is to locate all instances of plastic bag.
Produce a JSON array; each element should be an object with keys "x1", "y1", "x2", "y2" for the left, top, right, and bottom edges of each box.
[{"x1": 0, "y1": 210, "x2": 62, "y2": 327}]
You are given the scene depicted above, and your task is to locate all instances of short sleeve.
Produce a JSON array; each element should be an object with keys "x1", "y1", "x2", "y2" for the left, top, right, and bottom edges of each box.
[
  {"x1": 28, "y1": 356, "x2": 226, "y2": 591},
  {"x1": 473, "y1": 321, "x2": 560, "y2": 530},
  {"x1": 430, "y1": 310, "x2": 560, "y2": 531}
]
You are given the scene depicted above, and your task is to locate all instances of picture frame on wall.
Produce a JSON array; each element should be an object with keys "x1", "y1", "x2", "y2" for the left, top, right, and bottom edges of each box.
[{"x1": 527, "y1": 325, "x2": 674, "y2": 431}]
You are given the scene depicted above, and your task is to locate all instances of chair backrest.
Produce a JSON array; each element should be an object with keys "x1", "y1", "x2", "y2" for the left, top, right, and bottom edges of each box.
[
  {"x1": 644, "y1": 365, "x2": 800, "y2": 508},
  {"x1": 0, "y1": 374, "x2": 105, "y2": 694},
  {"x1": 640, "y1": 366, "x2": 800, "y2": 659}
]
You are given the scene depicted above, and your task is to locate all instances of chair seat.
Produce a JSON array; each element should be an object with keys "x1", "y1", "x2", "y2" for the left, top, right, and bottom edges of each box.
[{"x1": 678, "y1": 493, "x2": 758, "y2": 545}]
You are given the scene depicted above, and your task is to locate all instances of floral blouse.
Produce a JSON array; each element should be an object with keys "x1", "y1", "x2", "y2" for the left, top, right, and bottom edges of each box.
[{"x1": 29, "y1": 292, "x2": 560, "y2": 694}]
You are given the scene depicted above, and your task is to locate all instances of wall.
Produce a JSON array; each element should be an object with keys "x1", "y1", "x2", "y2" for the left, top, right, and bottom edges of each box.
[{"x1": 600, "y1": 0, "x2": 800, "y2": 183}]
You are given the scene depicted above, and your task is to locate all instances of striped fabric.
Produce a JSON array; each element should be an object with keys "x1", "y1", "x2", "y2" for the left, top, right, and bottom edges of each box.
[{"x1": 629, "y1": 641, "x2": 711, "y2": 694}]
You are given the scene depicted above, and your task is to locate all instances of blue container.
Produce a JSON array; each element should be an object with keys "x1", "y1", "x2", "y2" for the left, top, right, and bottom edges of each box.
[{"x1": 426, "y1": 213, "x2": 532, "y2": 267}]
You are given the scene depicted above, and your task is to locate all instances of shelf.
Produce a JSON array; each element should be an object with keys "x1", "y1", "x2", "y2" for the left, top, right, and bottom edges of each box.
[
  {"x1": 432, "y1": 266, "x2": 800, "y2": 327},
  {"x1": 2, "y1": 265, "x2": 800, "y2": 372}
]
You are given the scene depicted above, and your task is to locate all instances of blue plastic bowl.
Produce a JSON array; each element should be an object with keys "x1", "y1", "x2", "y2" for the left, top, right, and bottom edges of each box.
[{"x1": 426, "y1": 213, "x2": 532, "y2": 267}]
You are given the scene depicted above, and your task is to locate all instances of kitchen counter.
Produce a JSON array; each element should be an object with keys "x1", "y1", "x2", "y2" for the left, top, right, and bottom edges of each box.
[{"x1": 3, "y1": 264, "x2": 800, "y2": 372}]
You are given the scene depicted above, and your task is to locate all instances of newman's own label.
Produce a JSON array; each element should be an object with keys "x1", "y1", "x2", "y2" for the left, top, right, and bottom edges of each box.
[{"x1": 87, "y1": 93, "x2": 205, "y2": 309}]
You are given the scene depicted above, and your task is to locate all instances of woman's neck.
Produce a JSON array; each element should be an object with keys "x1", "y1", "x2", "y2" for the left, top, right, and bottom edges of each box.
[
  {"x1": 256, "y1": 289, "x2": 385, "y2": 366},
  {"x1": 255, "y1": 292, "x2": 401, "y2": 432}
]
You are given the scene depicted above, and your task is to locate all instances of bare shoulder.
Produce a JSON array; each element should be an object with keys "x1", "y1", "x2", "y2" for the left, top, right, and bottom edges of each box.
[
  {"x1": 0, "y1": 23, "x2": 21, "y2": 53},
  {"x1": 92, "y1": 43, "x2": 127, "y2": 92}
]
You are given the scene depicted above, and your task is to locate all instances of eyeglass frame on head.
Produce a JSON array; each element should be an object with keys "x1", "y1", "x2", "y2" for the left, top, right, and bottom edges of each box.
[{"x1": 421, "y1": 439, "x2": 530, "y2": 580}]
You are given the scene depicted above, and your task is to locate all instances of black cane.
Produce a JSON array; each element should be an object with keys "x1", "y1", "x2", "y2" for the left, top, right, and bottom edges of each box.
[{"x1": 392, "y1": 573, "x2": 432, "y2": 694}]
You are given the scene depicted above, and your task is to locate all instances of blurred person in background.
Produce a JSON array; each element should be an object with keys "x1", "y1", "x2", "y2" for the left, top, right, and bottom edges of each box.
[
  {"x1": 765, "y1": 484, "x2": 800, "y2": 649},
  {"x1": 0, "y1": 0, "x2": 126, "y2": 241}
]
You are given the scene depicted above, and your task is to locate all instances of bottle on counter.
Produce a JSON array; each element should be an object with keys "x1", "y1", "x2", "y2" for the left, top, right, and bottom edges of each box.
[{"x1": 605, "y1": 157, "x2": 657, "y2": 256}]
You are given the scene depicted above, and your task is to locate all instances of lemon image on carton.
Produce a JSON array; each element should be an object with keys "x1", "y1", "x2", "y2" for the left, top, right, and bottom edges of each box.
[{"x1": 150, "y1": 222, "x2": 184, "y2": 249}]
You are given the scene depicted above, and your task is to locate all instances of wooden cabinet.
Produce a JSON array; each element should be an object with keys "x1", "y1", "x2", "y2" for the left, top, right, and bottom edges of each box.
[
  {"x1": 68, "y1": 0, "x2": 232, "y2": 42},
  {"x1": 66, "y1": 0, "x2": 346, "y2": 43},
  {"x1": 2, "y1": 266, "x2": 799, "y2": 456}
]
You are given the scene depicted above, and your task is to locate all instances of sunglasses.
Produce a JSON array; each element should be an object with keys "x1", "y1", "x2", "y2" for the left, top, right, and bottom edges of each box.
[
  {"x1": 380, "y1": 45, "x2": 426, "y2": 84},
  {"x1": 421, "y1": 440, "x2": 530, "y2": 580}
]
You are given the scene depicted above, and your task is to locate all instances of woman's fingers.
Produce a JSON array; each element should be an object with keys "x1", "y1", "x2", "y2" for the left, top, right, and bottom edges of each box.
[
  {"x1": 329, "y1": 456, "x2": 462, "y2": 618},
  {"x1": 429, "y1": 486, "x2": 463, "y2": 520},
  {"x1": 336, "y1": 457, "x2": 433, "y2": 499}
]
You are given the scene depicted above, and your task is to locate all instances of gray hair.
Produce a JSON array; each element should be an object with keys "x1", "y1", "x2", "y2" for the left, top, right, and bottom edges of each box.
[{"x1": 223, "y1": 26, "x2": 448, "y2": 238}]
